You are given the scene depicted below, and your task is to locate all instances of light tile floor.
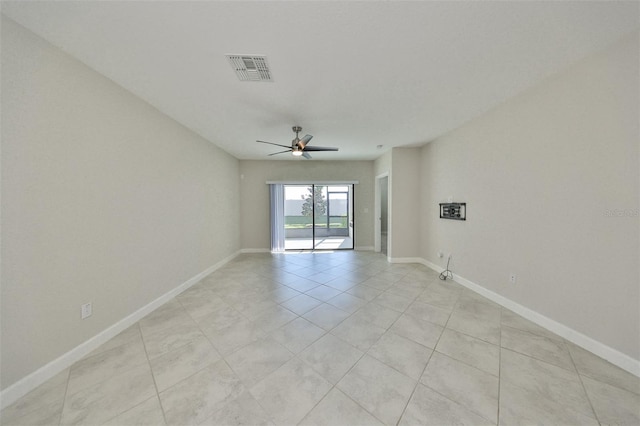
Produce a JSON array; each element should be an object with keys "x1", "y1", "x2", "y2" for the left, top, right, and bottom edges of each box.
[{"x1": 2, "y1": 251, "x2": 639, "y2": 425}]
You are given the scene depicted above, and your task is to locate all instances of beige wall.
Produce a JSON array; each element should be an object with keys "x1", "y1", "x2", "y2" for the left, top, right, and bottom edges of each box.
[
  {"x1": 374, "y1": 150, "x2": 392, "y2": 177},
  {"x1": 239, "y1": 160, "x2": 374, "y2": 250},
  {"x1": 389, "y1": 148, "x2": 422, "y2": 259},
  {"x1": 1, "y1": 17, "x2": 240, "y2": 389},
  {"x1": 419, "y1": 34, "x2": 639, "y2": 360}
]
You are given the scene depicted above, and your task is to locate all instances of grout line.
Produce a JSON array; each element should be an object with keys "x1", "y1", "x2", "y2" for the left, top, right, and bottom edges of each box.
[
  {"x1": 567, "y1": 345, "x2": 602, "y2": 424},
  {"x1": 55, "y1": 366, "x2": 72, "y2": 426},
  {"x1": 137, "y1": 322, "x2": 169, "y2": 426}
]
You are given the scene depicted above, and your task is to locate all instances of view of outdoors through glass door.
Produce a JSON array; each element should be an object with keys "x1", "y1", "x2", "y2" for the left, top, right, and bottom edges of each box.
[{"x1": 284, "y1": 184, "x2": 354, "y2": 250}]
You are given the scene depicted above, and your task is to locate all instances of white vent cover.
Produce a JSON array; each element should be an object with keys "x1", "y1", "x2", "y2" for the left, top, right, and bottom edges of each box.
[{"x1": 226, "y1": 55, "x2": 272, "y2": 82}]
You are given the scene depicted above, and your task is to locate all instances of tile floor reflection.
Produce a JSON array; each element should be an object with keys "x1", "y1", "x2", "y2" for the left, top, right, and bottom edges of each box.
[{"x1": 2, "y1": 251, "x2": 639, "y2": 425}]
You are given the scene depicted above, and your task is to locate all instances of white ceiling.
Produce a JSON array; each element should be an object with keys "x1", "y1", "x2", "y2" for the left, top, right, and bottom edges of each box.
[{"x1": 2, "y1": 1, "x2": 638, "y2": 160}]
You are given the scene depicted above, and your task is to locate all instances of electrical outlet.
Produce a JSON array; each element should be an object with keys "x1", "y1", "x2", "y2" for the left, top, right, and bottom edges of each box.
[
  {"x1": 81, "y1": 302, "x2": 92, "y2": 319},
  {"x1": 437, "y1": 251, "x2": 444, "y2": 258},
  {"x1": 509, "y1": 274, "x2": 517, "y2": 284}
]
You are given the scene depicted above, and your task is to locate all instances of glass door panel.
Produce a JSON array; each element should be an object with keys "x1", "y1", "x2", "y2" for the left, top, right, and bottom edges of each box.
[
  {"x1": 284, "y1": 185, "x2": 314, "y2": 250},
  {"x1": 284, "y1": 184, "x2": 354, "y2": 251}
]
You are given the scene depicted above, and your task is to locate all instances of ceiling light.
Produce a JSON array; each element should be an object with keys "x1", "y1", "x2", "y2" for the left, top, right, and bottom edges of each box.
[{"x1": 292, "y1": 150, "x2": 303, "y2": 157}]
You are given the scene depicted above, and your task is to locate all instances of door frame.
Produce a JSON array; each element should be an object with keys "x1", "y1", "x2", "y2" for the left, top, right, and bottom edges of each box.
[
  {"x1": 281, "y1": 182, "x2": 355, "y2": 251},
  {"x1": 375, "y1": 172, "x2": 390, "y2": 257}
]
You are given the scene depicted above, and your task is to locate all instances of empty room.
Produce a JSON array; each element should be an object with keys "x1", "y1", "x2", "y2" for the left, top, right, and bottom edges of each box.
[{"x1": 1, "y1": 1, "x2": 638, "y2": 425}]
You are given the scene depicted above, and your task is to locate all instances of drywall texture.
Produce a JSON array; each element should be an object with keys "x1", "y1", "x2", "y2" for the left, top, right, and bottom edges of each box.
[
  {"x1": 1, "y1": 17, "x2": 240, "y2": 389},
  {"x1": 419, "y1": 33, "x2": 639, "y2": 360},
  {"x1": 374, "y1": 150, "x2": 391, "y2": 177},
  {"x1": 390, "y1": 148, "x2": 421, "y2": 259},
  {"x1": 239, "y1": 160, "x2": 374, "y2": 250}
]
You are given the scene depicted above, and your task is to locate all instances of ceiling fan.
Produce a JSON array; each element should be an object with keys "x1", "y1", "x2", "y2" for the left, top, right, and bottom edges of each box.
[{"x1": 257, "y1": 126, "x2": 338, "y2": 159}]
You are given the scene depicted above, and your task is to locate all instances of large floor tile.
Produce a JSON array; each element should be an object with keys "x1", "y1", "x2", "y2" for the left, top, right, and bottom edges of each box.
[
  {"x1": 89, "y1": 325, "x2": 142, "y2": 357},
  {"x1": 404, "y1": 300, "x2": 451, "y2": 326},
  {"x1": 159, "y1": 359, "x2": 244, "y2": 426},
  {"x1": 500, "y1": 348, "x2": 593, "y2": 418},
  {"x1": 1, "y1": 369, "x2": 69, "y2": 425},
  {"x1": 373, "y1": 291, "x2": 414, "y2": 313},
  {"x1": 176, "y1": 290, "x2": 228, "y2": 322},
  {"x1": 102, "y1": 396, "x2": 166, "y2": 426},
  {"x1": 350, "y1": 302, "x2": 401, "y2": 329},
  {"x1": 501, "y1": 325, "x2": 574, "y2": 371},
  {"x1": 302, "y1": 302, "x2": 351, "y2": 330},
  {"x1": 435, "y1": 328, "x2": 499, "y2": 376},
  {"x1": 326, "y1": 292, "x2": 368, "y2": 314},
  {"x1": 141, "y1": 319, "x2": 205, "y2": 359},
  {"x1": 138, "y1": 299, "x2": 194, "y2": 336},
  {"x1": 368, "y1": 331, "x2": 433, "y2": 380},
  {"x1": 421, "y1": 352, "x2": 498, "y2": 423},
  {"x1": 446, "y1": 310, "x2": 500, "y2": 345},
  {"x1": 337, "y1": 355, "x2": 416, "y2": 425},
  {"x1": 269, "y1": 317, "x2": 326, "y2": 354},
  {"x1": 251, "y1": 305, "x2": 298, "y2": 333},
  {"x1": 266, "y1": 285, "x2": 301, "y2": 304},
  {"x1": 500, "y1": 309, "x2": 564, "y2": 342},
  {"x1": 300, "y1": 388, "x2": 383, "y2": 426},
  {"x1": 200, "y1": 390, "x2": 274, "y2": 426},
  {"x1": 149, "y1": 335, "x2": 221, "y2": 391},
  {"x1": 389, "y1": 313, "x2": 443, "y2": 349},
  {"x1": 331, "y1": 315, "x2": 387, "y2": 352},
  {"x1": 582, "y1": 375, "x2": 640, "y2": 425},
  {"x1": 454, "y1": 292, "x2": 501, "y2": 321},
  {"x1": 250, "y1": 358, "x2": 332, "y2": 425},
  {"x1": 325, "y1": 276, "x2": 360, "y2": 291},
  {"x1": 61, "y1": 364, "x2": 156, "y2": 425},
  {"x1": 346, "y1": 284, "x2": 383, "y2": 301},
  {"x1": 225, "y1": 337, "x2": 293, "y2": 386},
  {"x1": 280, "y1": 293, "x2": 324, "y2": 315},
  {"x1": 299, "y1": 333, "x2": 364, "y2": 384},
  {"x1": 568, "y1": 342, "x2": 640, "y2": 395},
  {"x1": 499, "y1": 380, "x2": 598, "y2": 425},
  {"x1": 414, "y1": 282, "x2": 461, "y2": 310},
  {"x1": 202, "y1": 318, "x2": 266, "y2": 356},
  {"x1": 67, "y1": 338, "x2": 148, "y2": 396},
  {"x1": 305, "y1": 284, "x2": 343, "y2": 301},
  {"x1": 196, "y1": 305, "x2": 247, "y2": 331},
  {"x1": 400, "y1": 383, "x2": 494, "y2": 426}
]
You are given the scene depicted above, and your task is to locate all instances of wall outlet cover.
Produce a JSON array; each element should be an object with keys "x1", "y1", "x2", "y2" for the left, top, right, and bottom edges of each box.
[{"x1": 81, "y1": 303, "x2": 92, "y2": 319}]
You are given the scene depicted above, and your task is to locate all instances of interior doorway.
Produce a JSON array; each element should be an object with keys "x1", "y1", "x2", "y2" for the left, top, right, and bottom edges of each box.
[
  {"x1": 374, "y1": 173, "x2": 391, "y2": 256},
  {"x1": 379, "y1": 176, "x2": 388, "y2": 255},
  {"x1": 283, "y1": 184, "x2": 354, "y2": 250}
]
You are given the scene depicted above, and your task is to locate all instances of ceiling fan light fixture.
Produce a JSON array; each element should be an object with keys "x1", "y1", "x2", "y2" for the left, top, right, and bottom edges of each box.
[{"x1": 291, "y1": 150, "x2": 303, "y2": 157}]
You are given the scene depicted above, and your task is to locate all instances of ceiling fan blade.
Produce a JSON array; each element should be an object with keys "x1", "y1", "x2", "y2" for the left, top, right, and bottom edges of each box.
[
  {"x1": 268, "y1": 150, "x2": 292, "y2": 156},
  {"x1": 298, "y1": 134, "x2": 313, "y2": 149},
  {"x1": 257, "y1": 140, "x2": 291, "y2": 149},
  {"x1": 302, "y1": 152, "x2": 312, "y2": 159},
  {"x1": 302, "y1": 146, "x2": 339, "y2": 152}
]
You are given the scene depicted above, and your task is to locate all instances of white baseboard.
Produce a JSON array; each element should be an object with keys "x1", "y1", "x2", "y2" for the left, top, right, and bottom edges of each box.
[
  {"x1": 239, "y1": 248, "x2": 271, "y2": 253},
  {"x1": 389, "y1": 257, "x2": 424, "y2": 264},
  {"x1": 420, "y1": 258, "x2": 640, "y2": 378},
  {"x1": 355, "y1": 246, "x2": 374, "y2": 251},
  {"x1": 0, "y1": 250, "x2": 241, "y2": 410}
]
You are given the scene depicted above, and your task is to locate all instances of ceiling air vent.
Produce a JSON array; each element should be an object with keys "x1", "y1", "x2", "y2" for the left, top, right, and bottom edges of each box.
[{"x1": 226, "y1": 55, "x2": 272, "y2": 82}]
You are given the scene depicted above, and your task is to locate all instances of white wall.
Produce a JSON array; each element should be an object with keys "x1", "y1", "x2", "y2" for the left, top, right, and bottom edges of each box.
[
  {"x1": 419, "y1": 33, "x2": 639, "y2": 361},
  {"x1": 239, "y1": 160, "x2": 374, "y2": 250},
  {"x1": 1, "y1": 17, "x2": 240, "y2": 390}
]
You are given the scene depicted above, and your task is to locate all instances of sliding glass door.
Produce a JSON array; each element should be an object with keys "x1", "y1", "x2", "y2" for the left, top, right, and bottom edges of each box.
[{"x1": 283, "y1": 184, "x2": 354, "y2": 250}]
